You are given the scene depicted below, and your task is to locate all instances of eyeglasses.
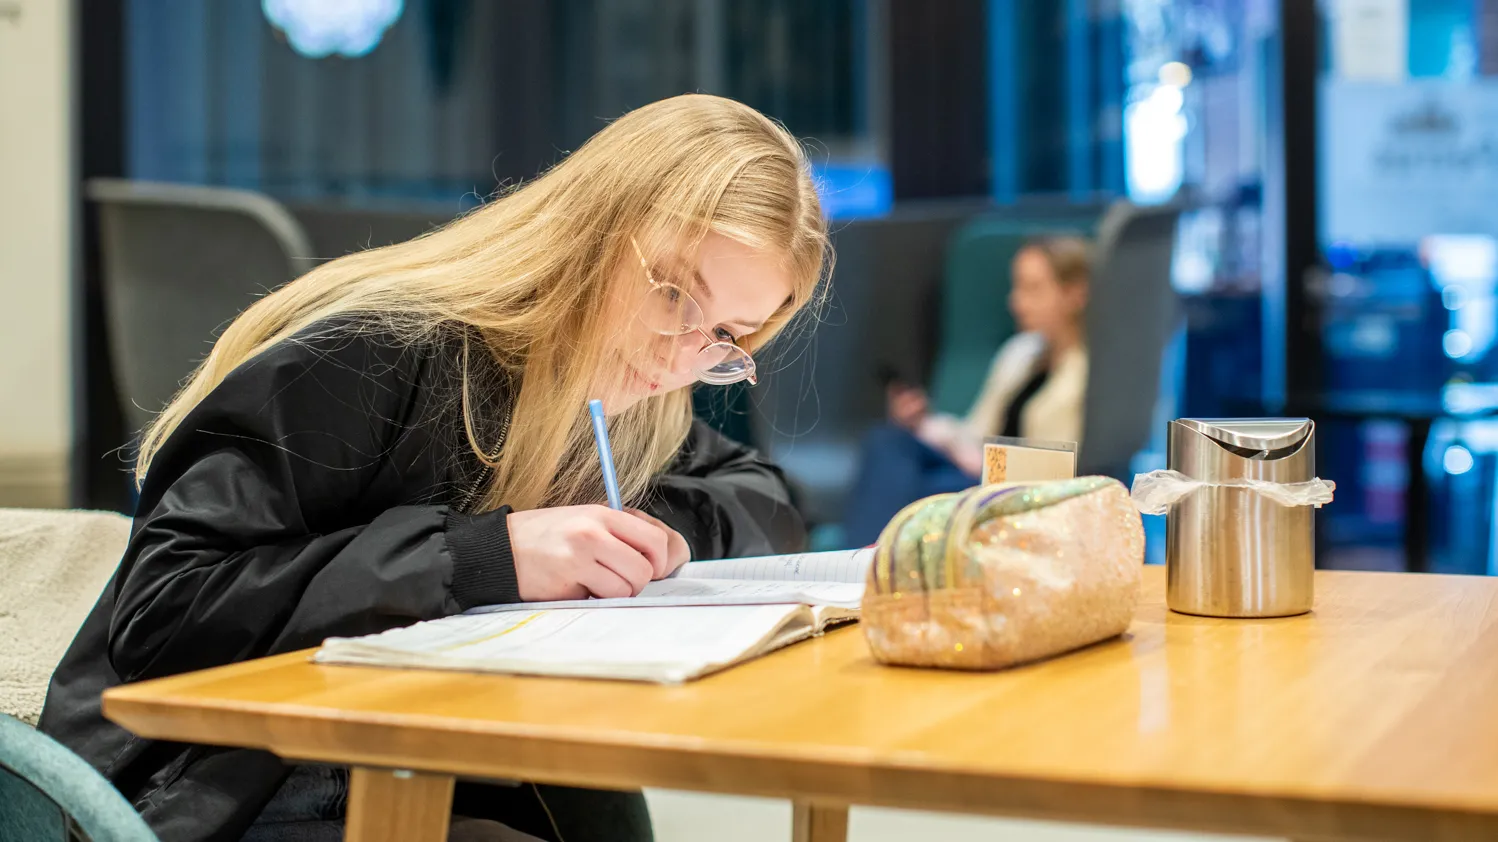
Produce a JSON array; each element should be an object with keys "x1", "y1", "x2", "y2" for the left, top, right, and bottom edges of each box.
[{"x1": 629, "y1": 237, "x2": 758, "y2": 386}]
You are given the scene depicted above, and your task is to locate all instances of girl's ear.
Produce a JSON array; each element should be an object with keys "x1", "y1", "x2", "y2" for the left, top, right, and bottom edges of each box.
[{"x1": 1069, "y1": 281, "x2": 1091, "y2": 315}]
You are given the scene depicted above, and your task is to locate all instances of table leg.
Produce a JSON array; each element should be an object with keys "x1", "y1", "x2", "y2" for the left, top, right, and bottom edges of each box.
[
  {"x1": 345, "y1": 767, "x2": 455, "y2": 842},
  {"x1": 792, "y1": 801, "x2": 849, "y2": 842},
  {"x1": 1405, "y1": 418, "x2": 1432, "y2": 573}
]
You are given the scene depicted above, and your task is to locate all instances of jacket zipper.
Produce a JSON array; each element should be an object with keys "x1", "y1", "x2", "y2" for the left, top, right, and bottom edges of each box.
[{"x1": 454, "y1": 408, "x2": 512, "y2": 514}]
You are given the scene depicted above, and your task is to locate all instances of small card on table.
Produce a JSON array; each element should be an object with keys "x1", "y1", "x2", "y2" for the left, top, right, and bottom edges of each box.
[{"x1": 982, "y1": 436, "x2": 1078, "y2": 485}]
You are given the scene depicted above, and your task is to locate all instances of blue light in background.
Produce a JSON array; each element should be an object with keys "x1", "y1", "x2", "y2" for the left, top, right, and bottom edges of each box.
[
  {"x1": 262, "y1": 0, "x2": 403, "y2": 59},
  {"x1": 812, "y1": 162, "x2": 893, "y2": 220},
  {"x1": 1426, "y1": 234, "x2": 1498, "y2": 363},
  {"x1": 1444, "y1": 329, "x2": 1475, "y2": 359},
  {"x1": 1325, "y1": 242, "x2": 1360, "y2": 272},
  {"x1": 1444, "y1": 443, "x2": 1475, "y2": 475},
  {"x1": 1124, "y1": 81, "x2": 1188, "y2": 205}
]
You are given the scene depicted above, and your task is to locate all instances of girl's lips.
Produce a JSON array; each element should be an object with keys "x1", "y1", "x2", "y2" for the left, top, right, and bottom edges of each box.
[{"x1": 625, "y1": 363, "x2": 661, "y2": 392}]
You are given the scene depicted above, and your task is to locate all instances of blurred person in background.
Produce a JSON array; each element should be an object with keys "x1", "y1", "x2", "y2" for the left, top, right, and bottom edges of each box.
[
  {"x1": 41, "y1": 94, "x2": 829, "y2": 842},
  {"x1": 843, "y1": 236, "x2": 1092, "y2": 546}
]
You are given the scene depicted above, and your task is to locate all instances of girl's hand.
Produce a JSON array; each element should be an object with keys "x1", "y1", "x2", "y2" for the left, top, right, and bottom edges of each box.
[
  {"x1": 507, "y1": 505, "x2": 674, "y2": 601},
  {"x1": 887, "y1": 383, "x2": 929, "y2": 431},
  {"x1": 624, "y1": 508, "x2": 691, "y2": 574}
]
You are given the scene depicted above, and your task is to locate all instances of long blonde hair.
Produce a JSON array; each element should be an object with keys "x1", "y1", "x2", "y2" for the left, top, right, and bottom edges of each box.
[{"x1": 135, "y1": 94, "x2": 831, "y2": 511}]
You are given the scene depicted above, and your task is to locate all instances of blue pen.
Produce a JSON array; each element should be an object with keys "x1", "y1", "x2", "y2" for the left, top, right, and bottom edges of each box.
[{"x1": 588, "y1": 399, "x2": 623, "y2": 510}]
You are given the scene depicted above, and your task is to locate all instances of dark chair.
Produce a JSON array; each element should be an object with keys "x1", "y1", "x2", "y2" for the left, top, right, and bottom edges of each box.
[
  {"x1": 285, "y1": 199, "x2": 461, "y2": 266},
  {"x1": 88, "y1": 179, "x2": 314, "y2": 435},
  {"x1": 1077, "y1": 201, "x2": 1185, "y2": 479},
  {"x1": 748, "y1": 204, "x2": 984, "y2": 530}
]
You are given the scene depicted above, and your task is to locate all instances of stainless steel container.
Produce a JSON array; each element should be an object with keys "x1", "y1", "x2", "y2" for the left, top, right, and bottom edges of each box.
[{"x1": 1166, "y1": 418, "x2": 1316, "y2": 618}]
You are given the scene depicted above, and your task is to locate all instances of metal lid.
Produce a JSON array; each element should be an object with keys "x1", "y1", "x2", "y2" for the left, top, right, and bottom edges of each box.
[{"x1": 1173, "y1": 418, "x2": 1313, "y2": 452}]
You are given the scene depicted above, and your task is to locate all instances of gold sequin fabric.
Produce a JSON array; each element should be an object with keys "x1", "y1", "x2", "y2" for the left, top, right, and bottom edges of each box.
[{"x1": 863, "y1": 477, "x2": 1144, "y2": 670}]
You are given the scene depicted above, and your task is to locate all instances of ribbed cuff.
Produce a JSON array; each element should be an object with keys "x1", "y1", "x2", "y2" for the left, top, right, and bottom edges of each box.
[{"x1": 446, "y1": 505, "x2": 522, "y2": 609}]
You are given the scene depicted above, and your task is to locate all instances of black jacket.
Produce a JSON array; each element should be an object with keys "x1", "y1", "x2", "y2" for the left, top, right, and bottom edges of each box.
[{"x1": 40, "y1": 321, "x2": 806, "y2": 841}]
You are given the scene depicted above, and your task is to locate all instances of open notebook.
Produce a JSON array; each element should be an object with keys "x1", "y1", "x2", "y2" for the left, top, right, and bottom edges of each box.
[{"x1": 314, "y1": 548, "x2": 873, "y2": 684}]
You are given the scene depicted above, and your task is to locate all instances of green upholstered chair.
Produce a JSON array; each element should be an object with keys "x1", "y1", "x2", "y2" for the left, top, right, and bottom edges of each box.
[{"x1": 0, "y1": 713, "x2": 158, "y2": 842}]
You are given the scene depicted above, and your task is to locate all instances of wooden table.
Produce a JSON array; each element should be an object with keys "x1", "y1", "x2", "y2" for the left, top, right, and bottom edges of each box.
[{"x1": 103, "y1": 567, "x2": 1498, "y2": 842}]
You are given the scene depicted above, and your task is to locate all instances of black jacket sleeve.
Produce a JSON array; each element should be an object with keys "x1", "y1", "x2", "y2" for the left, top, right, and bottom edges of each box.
[
  {"x1": 644, "y1": 420, "x2": 807, "y2": 560},
  {"x1": 109, "y1": 326, "x2": 518, "y2": 683}
]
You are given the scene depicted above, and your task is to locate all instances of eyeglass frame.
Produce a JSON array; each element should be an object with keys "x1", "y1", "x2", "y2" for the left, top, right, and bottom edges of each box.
[{"x1": 627, "y1": 236, "x2": 758, "y2": 386}]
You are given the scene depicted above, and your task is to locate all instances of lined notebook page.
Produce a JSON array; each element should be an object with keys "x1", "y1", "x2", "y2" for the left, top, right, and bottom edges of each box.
[
  {"x1": 317, "y1": 603, "x2": 813, "y2": 683},
  {"x1": 676, "y1": 548, "x2": 874, "y2": 584}
]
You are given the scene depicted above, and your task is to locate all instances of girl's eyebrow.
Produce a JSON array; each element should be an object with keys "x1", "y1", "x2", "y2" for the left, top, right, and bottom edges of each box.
[{"x1": 690, "y1": 270, "x2": 767, "y2": 331}]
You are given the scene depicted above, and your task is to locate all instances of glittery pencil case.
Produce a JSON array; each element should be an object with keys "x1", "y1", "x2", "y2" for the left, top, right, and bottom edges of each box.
[{"x1": 862, "y1": 477, "x2": 1144, "y2": 670}]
